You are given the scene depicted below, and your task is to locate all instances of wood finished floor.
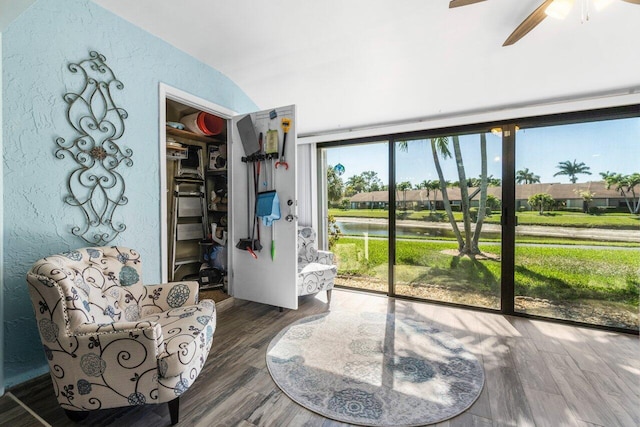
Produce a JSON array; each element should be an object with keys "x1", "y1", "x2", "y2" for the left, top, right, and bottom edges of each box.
[{"x1": 3, "y1": 289, "x2": 639, "y2": 427}]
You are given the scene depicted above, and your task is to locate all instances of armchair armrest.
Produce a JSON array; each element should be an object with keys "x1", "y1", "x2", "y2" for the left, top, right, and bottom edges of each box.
[
  {"x1": 65, "y1": 321, "x2": 165, "y2": 382},
  {"x1": 317, "y1": 250, "x2": 334, "y2": 266},
  {"x1": 140, "y1": 281, "x2": 200, "y2": 315},
  {"x1": 72, "y1": 320, "x2": 159, "y2": 336},
  {"x1": 71, "y1": 321, "x2": 164, "y2": 363}
]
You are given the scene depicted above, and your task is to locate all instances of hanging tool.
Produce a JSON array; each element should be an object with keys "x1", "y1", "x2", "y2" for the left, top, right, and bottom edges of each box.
[
  {"x1": 275, "y1": 118, "x2": 291, "y2": 170},
  {"x1": 270, "y1": 143, "x2": 277, "y2": 260},
  {"x1": 271, "y1": 220, "x2": 276, "y2": 260},
  {"x1": 236, "y1": 116, "x2": 262, "y2": 258},
  {"x1": 236, "y1": 157, "x2": 258, "y2": 258},
  {"x1": 247, "y1": 156, "x2": 263, "y2": 257},
  {"x1": 257, "y1": 124, "x2": 280, "y2": 261},
  {"x1": 253, "y1": 133, "x2": 264, "y2": 248},
  {"x1": 256, "y1": 161, "x2": 280, "y2": 261},
  {"x1": 265, "y1": 129, "x2": 279, "y2": 156}
]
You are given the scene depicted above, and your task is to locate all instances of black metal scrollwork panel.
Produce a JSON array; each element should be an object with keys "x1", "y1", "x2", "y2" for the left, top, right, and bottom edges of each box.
[{"x1": 55, "y1": 51, "x2": 133, "y2": 245}]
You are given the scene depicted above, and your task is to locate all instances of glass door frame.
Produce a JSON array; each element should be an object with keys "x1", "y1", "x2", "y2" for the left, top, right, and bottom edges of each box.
[
  {"x1": 317, "y1": 137, "x2": 392, "y2": 297},
  {"x1": 317, "y1": 105, "x2": 639, "y2": 335}
]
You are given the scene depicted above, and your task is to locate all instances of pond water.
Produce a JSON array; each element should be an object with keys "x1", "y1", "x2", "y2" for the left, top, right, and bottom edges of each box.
[{"x1": 336, "y1": 221, "x2": 501, "y2": 240}]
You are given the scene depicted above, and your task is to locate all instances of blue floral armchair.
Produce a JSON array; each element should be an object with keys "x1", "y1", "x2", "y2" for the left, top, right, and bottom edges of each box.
[
  {"x1": 297, "y1": 226, "x2": 337, "y2": 301},
  {"x1": 25, "y1": 246, "x2": 216, "y2": 424}
]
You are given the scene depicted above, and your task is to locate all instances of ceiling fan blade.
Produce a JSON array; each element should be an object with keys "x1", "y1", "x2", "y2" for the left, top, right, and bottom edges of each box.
[
  {"x1": 449, "y1": 0, "x2": 487, "y2": 8},
  {"x1": 503, "y1": 0, "x2": 555, "y2": 46},
  {"x1": 621, "y1": 0, "x2": 640, "y2": 4}
]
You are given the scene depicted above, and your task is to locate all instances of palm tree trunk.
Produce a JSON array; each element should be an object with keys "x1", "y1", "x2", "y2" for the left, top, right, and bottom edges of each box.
[
  {"x1": 472, "y1": 133, "x2": 488, "y2": 254},
  {"x1": 618, "y1": 188, "x2": 633, "y2": 214},
  {"x1": 432, "y1": 188, "x2": 439, "y2": 213},
  {"x1": 630, "y1": 188, "x2": 640, "y2": 214},
  {"x1": 431, "y1": 139, "x2": 463, "y2": 251},
  {"x1": 452, "y1": 136, "x2": 472, "y2": 253}
]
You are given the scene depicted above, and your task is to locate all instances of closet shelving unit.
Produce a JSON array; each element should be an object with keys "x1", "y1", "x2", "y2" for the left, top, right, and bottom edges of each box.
[{"x1": 165, "y1": 116, "x2": 228, "y2": 289}]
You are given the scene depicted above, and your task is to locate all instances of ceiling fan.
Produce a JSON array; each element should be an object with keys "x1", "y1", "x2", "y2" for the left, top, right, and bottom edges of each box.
[{"x1": 449, "y1": 0, "x2": 640, "y2": 46}]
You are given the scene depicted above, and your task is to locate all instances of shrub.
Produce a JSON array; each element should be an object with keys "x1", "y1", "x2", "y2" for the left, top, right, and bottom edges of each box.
[
  {"x1": 470, "y1": 207, "x2": 479, "y2": 222},
  {"x1": 424, "y1": 212, "x2": 446, "y2": 222},
  {"x1": 328, "y1": 215, "x2": 342, "y2": 249},
  {"x1": 486, "y1": 195, "x2": 501, "y2": 211}
]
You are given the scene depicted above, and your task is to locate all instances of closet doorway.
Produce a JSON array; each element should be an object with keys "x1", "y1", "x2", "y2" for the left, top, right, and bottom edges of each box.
[{"x1": 158, "y1": 84, "x2": 235, "y2": 286}]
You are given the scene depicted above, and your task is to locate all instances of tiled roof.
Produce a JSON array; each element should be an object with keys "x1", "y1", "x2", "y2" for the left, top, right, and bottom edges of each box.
[{"x1": 349, "y1": 181, "x2": 623, "y2": 203}]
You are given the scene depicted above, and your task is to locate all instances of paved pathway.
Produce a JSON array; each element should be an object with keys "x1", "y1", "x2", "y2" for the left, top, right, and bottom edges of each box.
[{"x1": 336, "y1": 216, "x2": 640, "y2": 244}]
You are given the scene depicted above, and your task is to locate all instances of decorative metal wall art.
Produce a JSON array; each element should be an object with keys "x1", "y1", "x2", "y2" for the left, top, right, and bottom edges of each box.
[{"x1": 55, "y1": 51, "x2": 133, "y2": 245}]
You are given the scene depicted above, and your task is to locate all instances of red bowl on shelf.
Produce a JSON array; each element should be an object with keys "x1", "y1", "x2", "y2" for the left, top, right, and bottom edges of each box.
[{"x1": 197, "y1": 112, "x2": 225, "y2": 136}]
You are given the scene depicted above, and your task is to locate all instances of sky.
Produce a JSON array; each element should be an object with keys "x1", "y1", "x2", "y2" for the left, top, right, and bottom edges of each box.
[{"x1": 325, "y1": 117, "x2": 639, "y2": 187}]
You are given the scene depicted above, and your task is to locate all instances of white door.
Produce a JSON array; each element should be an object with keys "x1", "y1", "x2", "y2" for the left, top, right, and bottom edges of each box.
[{"x1": 230, "y1": 105, "x2": 298, "y2": 309}]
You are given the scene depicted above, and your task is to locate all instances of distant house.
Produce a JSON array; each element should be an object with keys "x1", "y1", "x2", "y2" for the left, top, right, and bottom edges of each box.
[{"x1": 349, "y1": 181, "x2": 628, "y2": 211}]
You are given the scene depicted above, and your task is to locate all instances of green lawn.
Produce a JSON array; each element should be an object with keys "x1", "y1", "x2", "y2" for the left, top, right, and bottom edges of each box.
[
  {"x1": 329, "y1": 208, "x2": 640, "y2": 229},
  {"x1": 489, "y1": 210, "x2": 639, "y2": 229},
  {"x1": 330, "y1": 209, "x2": 390, "y2": 219},
  {"x1": 333, "y1": 237, "x2": 639, "y2": 308}
]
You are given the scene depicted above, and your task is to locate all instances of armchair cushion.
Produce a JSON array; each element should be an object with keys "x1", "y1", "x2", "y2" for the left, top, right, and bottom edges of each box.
[
  {"x1": 298, "y1": 226, "x2": 319, "y2": 267},
  {"x1": 140, "y1": 281, "x2": 200, "y2": 317},
  {"x1": 297, "y1": 226, "x2": 337, "y2": 297},
  {"x1": 317, "y1": 250, "x2": 334, "y2": 266}
]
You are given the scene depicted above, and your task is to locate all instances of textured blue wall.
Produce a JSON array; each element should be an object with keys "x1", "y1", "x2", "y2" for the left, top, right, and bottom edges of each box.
[{"x1": 2, "y1": 0, "x2": 257, "y2": 388}]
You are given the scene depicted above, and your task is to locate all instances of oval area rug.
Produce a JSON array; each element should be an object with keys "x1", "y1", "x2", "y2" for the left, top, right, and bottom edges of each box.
[{"x1": 266, "y1": 311, "x2": 484, "y2": 426}]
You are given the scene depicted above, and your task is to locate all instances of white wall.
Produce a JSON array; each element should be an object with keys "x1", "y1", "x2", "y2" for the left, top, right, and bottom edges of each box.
[
  {"x1": 0, "y1": 31, "x2": 4, "y2": 396},
  {"x1": 299, "y1": 92, "x2": 640, "y2": 144},
  {"x1": 296, "y1": 143, "x2": 317, "y2": 229},
  {"x1": 0, "y1": 0, "x2": 35, "y2": 32}
]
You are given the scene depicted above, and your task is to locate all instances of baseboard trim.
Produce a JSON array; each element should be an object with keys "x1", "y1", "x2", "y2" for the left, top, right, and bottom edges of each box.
[{"x1": 4, "y1": 392, "x2": 51, "y2": 427}]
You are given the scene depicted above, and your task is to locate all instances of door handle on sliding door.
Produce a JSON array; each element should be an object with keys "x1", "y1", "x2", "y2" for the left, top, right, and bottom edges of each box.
[{"x1": 500, "y1": 209, "x2": 518, "y2": 226}]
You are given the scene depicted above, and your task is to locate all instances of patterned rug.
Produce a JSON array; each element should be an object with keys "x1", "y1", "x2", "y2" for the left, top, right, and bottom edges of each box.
[{"x1": 266, "y1": 311, "x2": 484, "y2": 426}]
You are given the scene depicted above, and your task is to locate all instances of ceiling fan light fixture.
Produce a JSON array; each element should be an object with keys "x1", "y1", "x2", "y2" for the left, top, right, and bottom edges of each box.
[
  {"x1": 490, "y1": 126, "x2": 519, "y2": 135},
  {"x1": 545, "y1": 0, "x2": 575, "y2": 19},
  {"x1": 593, "y1": 0, "x2": 614, "y2": 11}
]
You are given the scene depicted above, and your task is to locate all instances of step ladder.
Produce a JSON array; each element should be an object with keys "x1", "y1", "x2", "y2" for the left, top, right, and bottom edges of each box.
[{"x1": 170, "y1": 146, "x2": 209, "y2": 281}]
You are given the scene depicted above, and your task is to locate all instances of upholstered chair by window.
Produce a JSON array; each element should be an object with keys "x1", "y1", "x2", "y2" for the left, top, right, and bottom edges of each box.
[
  {"x1": 297, "y1": 226, "x2": 337, "y2": 301},
  {"x1": 25, "y1": 246, "x2": 216, "y2": 425}
]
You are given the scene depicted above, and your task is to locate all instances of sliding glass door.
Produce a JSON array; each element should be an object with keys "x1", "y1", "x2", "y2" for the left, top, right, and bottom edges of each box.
[
  {"x1": 317, "y1": 107, "x2": 639, "y2": 332},
  {"x1": 514, "y1": 118, "x2": 639, "y2": 330},
  {"x1": 393, "y1": 133, "x2": 501, "y2": 309},
  {"x1": 322, "y1": 141, "x2": 390, "y2": 293}
]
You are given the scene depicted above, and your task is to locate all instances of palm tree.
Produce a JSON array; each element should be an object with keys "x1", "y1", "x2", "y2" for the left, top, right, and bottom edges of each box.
[
  {"x1": 601, "y1": 171, "x2": 640, "y2": 214},
  {"x1": 428, "y1": 180, "x2": 441, "y2": 212},
  {"x1": 431, "y1": 137, "x2": 464, "y2": 251},
  {"x1": 415, "y1": 180, "x2": 432, "y2": 210},
  {"x1": 327, "y1": 166, "x2": 344, "y2": 204},
  {"x1": 516, "y1": 168, "x2": 541, "y2": 184},
  {"x1": 431, "y1": 135, "x2": 489, "y2": 256},
  {"x1": 486, "y1": 175, "x2": 502, "y2": 187},
  {"x1": 553, "y1": 160, "x2": 591, "y2": 184},
  {"x1": 471, "y1": 133, "x2": 488, "y2": 251},
  {"x1": 452, "y1": 136, "x2": 472, "y2": 251},
  {"x1": 397, "y1": 181, "x2": 412, "y2": 210}
]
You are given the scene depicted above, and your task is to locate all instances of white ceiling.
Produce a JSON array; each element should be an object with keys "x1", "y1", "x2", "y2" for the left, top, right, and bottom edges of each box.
[
  {"x1": 0, "y1": 0, "x2": 35, "y2": 31},
  {"x1": 93, "y1": 0, "x2": 640, "y2": 135}
]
